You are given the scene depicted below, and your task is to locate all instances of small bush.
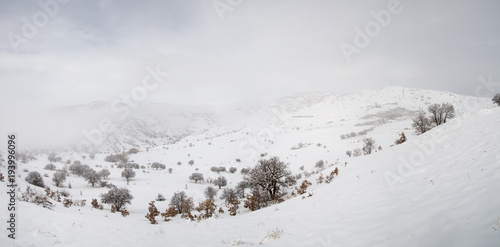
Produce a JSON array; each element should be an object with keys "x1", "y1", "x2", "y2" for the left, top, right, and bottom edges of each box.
[
  {"x1": 121, "y1": 209, "x2": 130, "y2": 217},
  {"x1": 25, "y1": 171, "x2": 44, "y2": 187},
  {"x1": 44, "y1": 163, "x2": 56, "y2": 170},
  {"x1": 156, "y1": 193, "x2": 166, "y2": 201},
  {"x1": 145, "y1": 201, "x2": 160, "y2": 224},
  {"x1": 395, "y1": 132, "x2": 407, "y2": 145},
  {"x1": 161, "y1": 206, "x2": 178, "y2": 221}
]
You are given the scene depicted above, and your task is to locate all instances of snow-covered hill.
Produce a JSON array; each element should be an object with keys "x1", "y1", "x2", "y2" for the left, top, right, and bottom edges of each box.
[{"x1": 0, "y1": 87, "x2": 498, "y2": 246}]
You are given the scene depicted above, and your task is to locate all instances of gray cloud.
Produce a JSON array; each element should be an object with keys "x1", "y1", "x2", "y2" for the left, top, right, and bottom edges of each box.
[{"x1": 1, "y1": 0, "x2": 499, "y2": 114}]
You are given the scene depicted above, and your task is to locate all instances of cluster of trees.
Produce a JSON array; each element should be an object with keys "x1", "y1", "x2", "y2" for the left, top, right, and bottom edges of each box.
[
  {"x1": 104, "y1": 153, "x2": 129, "y2": 163},
  {"x1": 48, "y1": 153, "x2": 62, "y2": 163},
  {"x1": 412, "y1": 103, "x2": 455, "y2": 135},
  {"x1": 151, "y1": 162, "x2": 166, "y2": 170},
  {"x1": 345, "y1": 137, "x2": 378, "y2": 157}
]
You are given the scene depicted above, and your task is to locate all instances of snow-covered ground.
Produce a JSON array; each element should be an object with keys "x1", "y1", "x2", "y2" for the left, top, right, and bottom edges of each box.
[{"x1": 1, "y1": 87, "x2": 499, "y2": 246}]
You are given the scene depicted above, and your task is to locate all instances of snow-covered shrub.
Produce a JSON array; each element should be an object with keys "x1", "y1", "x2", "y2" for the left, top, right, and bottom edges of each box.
[
  {"x1": 188, "y1": 160, "x2": 195, "y2": 166},
  {"x1": 25, "y1": 171, "x2": 44, "y2": 187},
  {"x1": 180, "y1": 197, "x2": 195, "y2": 219},
  {"x1": 161, "y1": 206, "x2": 178, "y2": 221},
  {"x1": 121, "y1": 209, "x2": 130, "y2": 217},
  {"x1": 315, "y1": 160, "x2": 325, "y2": 170},
  {"x1": 59, "y1": 189, "x2": 70, "y2": 197},
  {"x1": 197, "y1": 199, "x2": 216, "y2": 219},
  {"x1": 243, "y1": 188, "x2": 268, "y2": 211},
  {"x1": 156, "y1": 193, "x2": 166, "y2": 201},
  {"x1": 63, "y1": 198, "x2": 73, "y2": 207},
  {"x1": 395, "y1": 132, "x2": 407, "y2": 145},
  {"x1": 229, "y1": 167, "x2": 237, "y2": 173},
  {"x1": 240, "y1": 168, "x2": 250, "y2": 175},
  {"x1": 44, "y1": 163, "x2": 56, "y2": 170},
  {"x1": 346, "y1": 150, "x2": 352, "y2": 157},
  {"x1": 20, "y1": 186, "x2": 53, "y2": 209},
  {"x1": 295, "y1": 180, "x2": 312, "y2": 195},
  {"x1": 100, "y1": 187, "x2": 134, "y2": 212},
  {"x1": 145, "y1": 201, "x2": 160, "y2": 224}
]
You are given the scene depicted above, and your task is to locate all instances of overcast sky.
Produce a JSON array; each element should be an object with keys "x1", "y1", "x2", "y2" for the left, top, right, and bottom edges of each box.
[{"x1": 1, "y1": 0, "x2": 499, "y2": 112}]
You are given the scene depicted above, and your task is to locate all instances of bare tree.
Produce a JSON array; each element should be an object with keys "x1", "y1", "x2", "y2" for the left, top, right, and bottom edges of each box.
[
  {"x1": 412, "y1": 112, "x2": 433, "y2": 135},
  {"x1": 442, "y1": 103, "x2": 455, "y2": 123},
  {"x1": 362, "y1": 137, "x2": 376, "y2": 155},
  {"x1": 244, "y1": 156, "x2": 291, "y2": 201},
  {"x1": 428, "y1": 103, "x2": 455, "y2": 126},
  {"x1": 169, "y1": 191, "x2": 187, "y2": 213}
]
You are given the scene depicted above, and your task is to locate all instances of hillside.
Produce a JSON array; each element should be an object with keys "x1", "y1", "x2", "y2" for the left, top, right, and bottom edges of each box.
[{"x1": 0, "y1": 87, "x2": 499, "y2": 246}]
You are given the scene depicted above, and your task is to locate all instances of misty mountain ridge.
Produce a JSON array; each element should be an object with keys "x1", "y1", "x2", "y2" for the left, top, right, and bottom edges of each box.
[{"x1": 10, "y1": 86, "x2": 491, "y2": 152}]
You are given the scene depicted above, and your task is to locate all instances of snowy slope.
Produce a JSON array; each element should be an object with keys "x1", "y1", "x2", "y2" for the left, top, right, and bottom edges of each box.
[{"x1": 0, "y1": 87, "x2": 498, "y2": 246}]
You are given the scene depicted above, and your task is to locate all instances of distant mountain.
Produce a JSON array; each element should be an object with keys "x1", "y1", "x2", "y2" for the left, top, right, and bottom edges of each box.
[{"x1": 26, "y1": 87, "x2": 491, "y2": 153}]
